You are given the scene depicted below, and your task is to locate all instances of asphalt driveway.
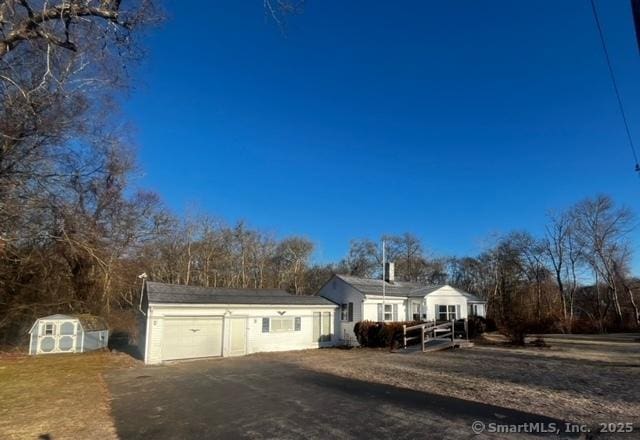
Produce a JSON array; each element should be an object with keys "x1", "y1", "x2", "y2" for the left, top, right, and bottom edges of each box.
[{"x1": 105, "y1": 354, "x2": 573, "y2": 440}]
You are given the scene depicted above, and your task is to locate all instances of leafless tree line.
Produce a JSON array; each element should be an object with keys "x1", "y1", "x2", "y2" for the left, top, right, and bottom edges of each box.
[
  {"x1": 0, "y1": 2, "x2": 636, "y2": 345},
  {"x1": 447, "y1": 195, "x2": 639, "y2": 337},
  {"x1": 141, "y1": 217, "x2": 315, "y2": 295}
]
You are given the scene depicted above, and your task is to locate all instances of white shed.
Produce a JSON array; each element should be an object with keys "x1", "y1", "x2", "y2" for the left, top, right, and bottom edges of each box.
[
  {"x1": 140, "y1": 282, "x2": 338, "y2": 365},
  {"x1": 28, "y1": 314, "x2": 109, "y2": 355}
]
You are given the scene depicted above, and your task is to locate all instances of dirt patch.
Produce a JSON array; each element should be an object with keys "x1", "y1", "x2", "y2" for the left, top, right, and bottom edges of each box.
[
  {"x1": 257, "y1": 335, "x2": 640, "y2": 426},
  {"x1": 0, "y1": 350, "x2": 139, "y2": 440}
]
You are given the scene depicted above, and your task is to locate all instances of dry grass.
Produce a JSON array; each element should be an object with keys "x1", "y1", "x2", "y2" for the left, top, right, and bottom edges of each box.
[
  {"x1": 0, "y1": 351, "x2": 138, "y2": 440},
  {"x1": 264, "y1": 334, "x2": 640, "y2": 425}
]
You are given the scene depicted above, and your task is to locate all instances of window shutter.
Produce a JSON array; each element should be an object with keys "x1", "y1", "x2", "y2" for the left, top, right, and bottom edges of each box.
[
  {"x1": 262, "y1": 317, "x2": 270, "y2": 333},
  {"x1": 456, "y1": 305, "x2": 461, "y2": 320},
  {"x1": 392, "y1": 304, "x2": 398, "y2": 321},
  {"x1": 348, "y1": 302, "x2": 354, "y2": 322},
  {"x1": 434, "y1": 304, "x2": 439, "y2": 320},
  {"x1": 294, "y1": 317, "x2": 301, "y2": 331},
  {"x1": 377, "y1": 303, "x2": 383, "y2": 321}
]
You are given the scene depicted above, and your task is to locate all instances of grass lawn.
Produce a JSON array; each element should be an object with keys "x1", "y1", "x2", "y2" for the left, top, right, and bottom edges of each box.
[
  {"x1": 0, "y1": 351, "x2": 137, "y2": 440},
  {"x1": 1, "y1": 334, "x2": 638, "y2": 438},
  {"x1": 264, "y1": 333, "x2": 640, "y2": 426}
]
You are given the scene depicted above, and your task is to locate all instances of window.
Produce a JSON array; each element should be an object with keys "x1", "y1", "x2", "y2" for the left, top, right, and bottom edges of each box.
[
  {"x1": 294, "y1": 317, "x2": 301, "y2": 331},
  {"x1": 384, "y1": 304, "x2": 393, "y2": 321},
  {"x1": 411, "y1": 303, "x2": 421, "y2": 321},
  {"x1": 341, "y1": 302, "x2": 354, "y2": 322},
  {"x1": 437, "y1": 305, "x2": 457, "y2": 321},
  {"x1": 262, "y1": 317, "x2": 269, "y2": 333},
  {"x1": 44, "y1": 323, "x2": 55, "y2": 336},
  {"x1": 468, "y1": 304, "x2": 484, "y2": 317},
  {"x1": 377, "y1": 303, "x2": 398, "y2": 321},
  {"x1": 270, "y1": 317, "x2": 295, "y2": 332}
]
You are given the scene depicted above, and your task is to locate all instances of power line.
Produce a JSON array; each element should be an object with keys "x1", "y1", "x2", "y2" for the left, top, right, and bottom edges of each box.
[{"x1": 589, "y1": 0, "x2": 640, "y2": 173}]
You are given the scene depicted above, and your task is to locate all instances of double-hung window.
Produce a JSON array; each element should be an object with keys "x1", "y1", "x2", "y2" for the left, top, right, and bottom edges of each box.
[
  {"x1": 378, "y1": 303, "x2": 398, "y2": 321},
  {"x1": 437, "y1": 305, "x2": 458, "y2": 321},
  {"x1": 341, "y1": 303, "x2": 354, "y2": 322},
  {"x1": 384, "y1": 304, "x2": 393, "y2": 321}
]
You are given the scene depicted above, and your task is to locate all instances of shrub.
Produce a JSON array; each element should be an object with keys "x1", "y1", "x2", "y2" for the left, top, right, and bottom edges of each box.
[
  {"x1": 466, "y1": 316, "x2": 487, "y2": 338},
  {"x1": 498, "y1": 316, "x2": 557, "y2": 345},
  {"x1": 353, "y1": 320, "x2": 422, "y2": 348}
]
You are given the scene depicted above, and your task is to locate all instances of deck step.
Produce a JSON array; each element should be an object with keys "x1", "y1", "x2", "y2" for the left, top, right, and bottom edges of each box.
[{"x1": 422, "y1": 341, "x2": 453, "y2": 352}]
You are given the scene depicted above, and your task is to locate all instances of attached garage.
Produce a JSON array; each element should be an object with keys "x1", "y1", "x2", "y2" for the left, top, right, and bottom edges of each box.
[
  {"x1": 140, "y1": 282, "x2": 337, "y2": 365},
  {"x1": 161, "y1": 317, "x2": 223, "y2": 361}
]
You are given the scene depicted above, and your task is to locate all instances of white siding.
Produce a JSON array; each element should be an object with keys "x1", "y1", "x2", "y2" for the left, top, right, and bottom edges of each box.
[
  {"x1": 145, "y1": 304, "x2": 337, "y2": 365},
  {"x1": 362, "y1": 297, "x2": 406, "y2": 321},
  {"x1": 317, "y1": 276, "x2": 363, "y2": 344},
  {"x1": 425, "y1": 286, "x2": 469, "y2": 321}
]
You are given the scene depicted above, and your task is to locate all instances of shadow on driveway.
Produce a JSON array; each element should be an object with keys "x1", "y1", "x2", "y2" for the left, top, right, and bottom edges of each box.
[{"x1": 105, "y1": 357, "x2": 577, "y2": 440}]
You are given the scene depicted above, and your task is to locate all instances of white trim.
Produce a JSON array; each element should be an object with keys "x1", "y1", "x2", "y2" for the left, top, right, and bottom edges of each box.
[
  {"x1": 362, "y1": 295, "x2": 406, "y2": 301},
  {"x1": 148, "y1": 302, "x2": 337, "y2": 309},
  {"x1": 144, "y1": 305, "x2": 152, "y2": 364}
]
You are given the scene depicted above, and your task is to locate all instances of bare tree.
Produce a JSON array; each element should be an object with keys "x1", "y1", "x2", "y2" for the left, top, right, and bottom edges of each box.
[
  {"x1": 544, "y1": 210, "x2": 582, "y2": 331},
  {"x1": 572, "y1": 196, "x2": 635, "y2": 329}
]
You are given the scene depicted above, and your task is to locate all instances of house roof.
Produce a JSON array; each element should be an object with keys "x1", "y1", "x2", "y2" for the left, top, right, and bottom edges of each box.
[
  {"x1": 454, "y1": 289, "x2": 486, "y2": 303},
  {"x1": 335, "y1": 274, "x2": 486, "y2": 302},
  {"x1": 145, "y1": 281, "x2": 336, "y2": 306},
  {"x1": 335, "y1": 274, "x2": 444, "y2": 297}
]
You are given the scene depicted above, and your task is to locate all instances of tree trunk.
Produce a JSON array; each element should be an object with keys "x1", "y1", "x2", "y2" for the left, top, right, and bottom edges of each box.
[{"x1": 623, "y1": 282, "x2": 640, "y2": 328}]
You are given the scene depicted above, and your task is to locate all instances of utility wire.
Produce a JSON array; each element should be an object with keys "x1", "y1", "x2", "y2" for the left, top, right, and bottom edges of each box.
[{"x1": 589, "y1": 0, "x2": 640, "y2": 173}]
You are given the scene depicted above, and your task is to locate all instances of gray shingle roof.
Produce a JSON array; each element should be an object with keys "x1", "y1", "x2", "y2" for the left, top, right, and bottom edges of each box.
[
  {"x1": 453, "y1": 288, "x2": 486, "y2": 303},
  {"x1": 335, "y1": 274, "x2": 486, "y2": 302},
  {"x1": 33, "y1": 314, "x2": 108, "y2": 332},
  {"x1": 146, "y1": 281, "x2": 336, "y2": 306},
  {"x1": 336, "y1": 274, "x2": 444, "y2": 297}
]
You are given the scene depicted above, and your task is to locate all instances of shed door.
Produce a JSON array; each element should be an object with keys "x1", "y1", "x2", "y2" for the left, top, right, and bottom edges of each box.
[
  {"x1": 37, "y1": 320, "x2": 77, "y2": 354},
  {"x1": 161, "y1": 317, "x2": 223, "y2": 361}
]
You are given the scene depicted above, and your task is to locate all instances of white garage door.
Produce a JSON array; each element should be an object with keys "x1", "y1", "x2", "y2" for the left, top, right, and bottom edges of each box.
[{"x1": 162, "y1": 317, "x2": 223, "y2": 361}]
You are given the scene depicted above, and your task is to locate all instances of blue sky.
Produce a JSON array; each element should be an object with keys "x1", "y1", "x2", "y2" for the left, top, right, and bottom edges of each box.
[{"x1": 125, "y1": 1, "x2": 640, "y2": 268}]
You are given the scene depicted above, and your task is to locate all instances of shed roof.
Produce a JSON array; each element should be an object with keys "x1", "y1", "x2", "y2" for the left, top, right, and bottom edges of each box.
[
  {"x1": 75, "y1": 314, "x2": 109, "y2": 331},
  {"x1": 145, "y1": 281, "x2": 336, "y2": 306},
  {"x1": 29, "y1": 314, "x2": 108, "y2": 333}
]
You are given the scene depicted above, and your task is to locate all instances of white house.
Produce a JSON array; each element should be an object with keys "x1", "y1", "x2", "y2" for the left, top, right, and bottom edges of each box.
[
  {"x1": 317, "y1": 264, "x2": 487, "y2": 344},
  {"x1": 140, "y1": 281, "x2": 338, "y2": 365}
]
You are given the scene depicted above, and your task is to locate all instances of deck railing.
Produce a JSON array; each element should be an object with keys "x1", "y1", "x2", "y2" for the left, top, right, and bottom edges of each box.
[{"x1": 402, "y1": 319, "x2": 469, "y2": 352}]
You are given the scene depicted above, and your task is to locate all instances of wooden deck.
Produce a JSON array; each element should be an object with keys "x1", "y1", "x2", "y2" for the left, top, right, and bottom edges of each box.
[{"x1": 400, "y1": 320, "x2": 474, "y2": 354}]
